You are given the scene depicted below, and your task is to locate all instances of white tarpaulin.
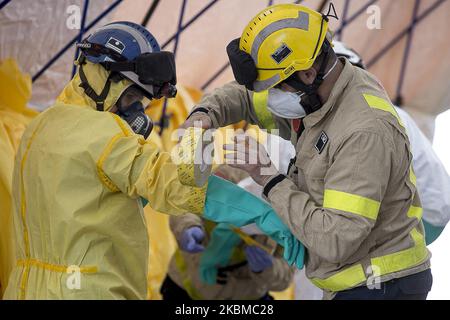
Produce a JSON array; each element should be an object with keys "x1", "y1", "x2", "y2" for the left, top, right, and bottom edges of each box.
[{"x1": 1, "y1": 0, "x2": 449, "y2": 133}]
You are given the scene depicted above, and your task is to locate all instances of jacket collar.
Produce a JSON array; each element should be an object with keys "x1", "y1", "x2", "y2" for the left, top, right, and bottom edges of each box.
[{"x1": 303, "y1": 58, "x2": 354, "y2": 128}]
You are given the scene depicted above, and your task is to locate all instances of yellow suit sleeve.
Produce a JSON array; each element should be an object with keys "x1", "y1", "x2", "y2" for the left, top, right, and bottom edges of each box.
[{"x1": 100, "y1": 133, "x2": 206, "y2": 216}]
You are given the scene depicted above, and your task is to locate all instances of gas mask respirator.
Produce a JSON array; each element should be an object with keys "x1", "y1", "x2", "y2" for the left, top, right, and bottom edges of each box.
[
  {"x1": 116, "y1": 100, "x2": 153, "y2": 139},
  {"x1": 115, "y1": 85, "x2": 154, "y2": 139}
]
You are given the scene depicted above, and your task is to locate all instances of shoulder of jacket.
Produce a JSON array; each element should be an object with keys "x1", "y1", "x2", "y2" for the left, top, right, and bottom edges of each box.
[
  {"x1": 53, "y1": 103, "x2": 136, "y2": 142},
  {"x1": 341, "y1": 74, "x2": 403, "y2": 125},
  {"x1": 76, "y1": 104, "x2": 133, "y2": 135},
  {"x1": 332, "y1": 91, "x2": 401, "y2": 152}
]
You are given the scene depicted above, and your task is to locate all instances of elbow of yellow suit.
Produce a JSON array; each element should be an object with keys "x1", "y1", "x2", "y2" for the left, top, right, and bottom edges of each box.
[
  {"x1": 134, "y1": 147, "x2": 207, "y2": 216},
  {"x1": 98, "y1": 123, "x2": 207, "y2": 217}
]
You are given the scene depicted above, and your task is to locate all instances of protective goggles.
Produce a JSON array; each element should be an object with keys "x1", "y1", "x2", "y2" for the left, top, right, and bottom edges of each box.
[
  {"x1": 102, "y1": 51, "x2": 178, "y2": 99},
  {"x1": 77, "y1": 40, "x2": 177, "y2": 99}
]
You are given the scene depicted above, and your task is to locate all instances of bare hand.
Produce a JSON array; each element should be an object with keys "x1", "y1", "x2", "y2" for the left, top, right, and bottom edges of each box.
[
  {"x1": 223, "y1": 134, "x2": 278, "y2": 186},
  {"x1": 180, "y1": 111, "x2": 212, "y2": 130}
]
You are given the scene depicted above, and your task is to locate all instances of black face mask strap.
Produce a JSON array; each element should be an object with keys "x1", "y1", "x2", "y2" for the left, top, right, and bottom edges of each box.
[
  {"x1": 282, "y1": 39, "x2": 332, "y2": 114},
  {"x1": 284, "y1": 38, "x2": 331, "y2": 89},
  {"x1": 312, "y1": 39, "x2": 331, "y2": 88},
  {"x1": 78, "y1": 62, "x2": 113, "y2": 111},
  {"x1": 279, "y1": 12, "x2": 332, "y2": 115}
]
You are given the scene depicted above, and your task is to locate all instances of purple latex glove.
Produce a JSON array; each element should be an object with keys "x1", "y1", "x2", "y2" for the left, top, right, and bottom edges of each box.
[
  {"x1": 180, "y1": 226, "x2": 205, "y2": 253},
  {"x1": 245, "y1": 246, "x2": 273, "y2": 273}
]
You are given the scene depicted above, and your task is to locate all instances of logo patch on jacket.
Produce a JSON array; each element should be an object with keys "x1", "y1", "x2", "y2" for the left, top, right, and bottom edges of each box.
[{"x1": 315, "y1": 131, "x2": 329, "y2": 154}]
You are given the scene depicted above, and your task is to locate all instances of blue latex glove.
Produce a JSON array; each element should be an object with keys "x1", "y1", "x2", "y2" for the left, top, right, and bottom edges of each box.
[
  {"x1": 199, "y1": 223, "x2": 241, "y2": 285},
  {"x1": 180, "y1": 226, "x2": 205, "y2": 253},
  {"x1": 203, "y1": 175, "x2": 305, "y2": 269},
  {"x1": 245, "y1": 246, "x2": 273, "y2": 273}
]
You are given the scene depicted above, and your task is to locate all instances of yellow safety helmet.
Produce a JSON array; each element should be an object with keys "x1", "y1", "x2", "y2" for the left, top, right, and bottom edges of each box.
[{"x1": 234, "y1": 4, "x2": 329, "y2": 92}]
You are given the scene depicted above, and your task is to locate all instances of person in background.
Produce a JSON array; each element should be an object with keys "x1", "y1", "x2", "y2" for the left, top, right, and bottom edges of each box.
[
  {"x1": 161, "y1": 166, "x2": 294, "y2": 301},
  {"x1": 0, "y1": 59, "x2": 38, "y2": 298}
]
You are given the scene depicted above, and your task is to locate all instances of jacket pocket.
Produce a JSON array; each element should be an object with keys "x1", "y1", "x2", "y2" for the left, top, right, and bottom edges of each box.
[{"x1": 295, "y1": 152, "x2": 327, "y2": 203}]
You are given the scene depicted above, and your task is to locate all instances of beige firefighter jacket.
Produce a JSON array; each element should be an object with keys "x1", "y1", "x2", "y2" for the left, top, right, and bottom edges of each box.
[{"x1": 191, "y1": 58, "x2": 431, "y2": 297}]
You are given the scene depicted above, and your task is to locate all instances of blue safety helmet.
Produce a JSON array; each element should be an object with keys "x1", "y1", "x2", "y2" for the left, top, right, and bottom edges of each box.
[
  {"x1": 83, "y1": 21, "x2": 160, "y2": 63},
  {"x1": 77, "y1": 21, "x2": 165, "y2": 101}
]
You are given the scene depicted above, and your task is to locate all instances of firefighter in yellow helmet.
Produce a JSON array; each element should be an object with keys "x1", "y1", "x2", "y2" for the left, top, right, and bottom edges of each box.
[
  {"x1": 4, "y1": 22, "x2": 206, "y2": 300},
  {"x1": 181, "y1": 4, "x2": 432, "y2": 300}
]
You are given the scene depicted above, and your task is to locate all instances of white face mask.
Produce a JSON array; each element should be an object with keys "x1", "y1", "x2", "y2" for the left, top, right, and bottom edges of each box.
[
  {"x1": 267, "y1": 88, "x2": 306, "y2": 119},
  {"x1": 267, "y1": 58, "x2": 339, "y2": 119}
]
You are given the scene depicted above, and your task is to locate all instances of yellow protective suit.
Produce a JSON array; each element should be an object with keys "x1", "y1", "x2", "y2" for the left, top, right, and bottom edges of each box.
[
  {"x1": 4, "y1": 61, "x2": 206, "y2": 300},
  {"x1": 143, "y1": 130, "x2": 178, "y2": 300},
  {"x1": 0, "y1": 59, "x2": 38, "y2": 298},
  {"x1": 144, "y1": 86, "x2": 201, "y2": 300},
  {"x1": 145, "y1": 206, "x2": 177, "y2": 300}
]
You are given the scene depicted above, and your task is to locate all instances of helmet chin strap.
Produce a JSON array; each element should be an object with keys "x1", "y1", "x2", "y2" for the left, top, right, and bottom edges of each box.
[
  {"x1": 283, "y1": 40, "x2": 336, "y2": 115},
  {"x1": 77, "y1": 55, "x2": 116, "y2": 111},
  {"x1": 323, "y1": 58, "x2": 338, "y2": 79}
]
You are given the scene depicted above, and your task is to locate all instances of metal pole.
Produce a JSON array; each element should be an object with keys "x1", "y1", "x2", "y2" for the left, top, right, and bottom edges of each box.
[
  {"x1": 141, "y1": 0, "x2": 161, "y2": 27},
  {"x1": 337, "y1": 0, "x2": 351, "y2": 40},
  {"x1": 32, "y1": 0, "x2": 124, "y2": 82},
  {"x1": 318, "y1": 0, "x2": 329, "y2": 13},
  {"x1": 394, "y1": 0, "x2": 421, "y2": 106},
  {"x1": 367, "y1": 0, "x2": 446, "y2": 68},
  {"x1": 0, "y1": 0, "x2": 12, "y2": 10},
  {"x1": 200, "y1": 0, "x2": 276, "y2": 91},
  {"x1": 159, "y1": 0, "x2": 188, "y2": 134},
  {"x1": 334, "y1": 0, "x2": 379, "y2": 37},
  {"x1": 201, "y1": 62, "x2": 230, "y2": 91},
  {"x1": 161, "y1": 0, "x2": 220, "y2": 49},
  {"x1": 172, "y1": 0, "x2": 188, "y2": 58}
]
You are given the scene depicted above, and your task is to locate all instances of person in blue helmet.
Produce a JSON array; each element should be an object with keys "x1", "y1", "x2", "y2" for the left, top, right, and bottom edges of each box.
[{"x1": 3, "y1": 21, "x2": 208, "y2": 300}]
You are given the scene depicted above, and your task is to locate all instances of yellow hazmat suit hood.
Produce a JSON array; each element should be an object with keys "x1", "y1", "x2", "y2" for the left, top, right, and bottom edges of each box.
[{"x1": 56, "y1": 61, "x2": 134, "y2": 112}]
